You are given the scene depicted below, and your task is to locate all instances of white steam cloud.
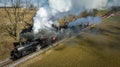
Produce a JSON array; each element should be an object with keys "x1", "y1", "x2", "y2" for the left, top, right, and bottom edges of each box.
[
  {"x1": 33, "y1": 0, "x2": 120, "y2": 33},
  {"x1": 68, "y1": 16, "x2": 102, "y2": 27}
]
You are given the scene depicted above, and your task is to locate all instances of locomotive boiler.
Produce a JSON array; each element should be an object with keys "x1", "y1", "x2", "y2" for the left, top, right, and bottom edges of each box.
[{"x1": 10, "y1": 36, "x2": 57, "y2": 60}]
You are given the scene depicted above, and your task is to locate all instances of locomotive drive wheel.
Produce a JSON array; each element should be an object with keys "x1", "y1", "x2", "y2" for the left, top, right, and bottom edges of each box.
[{"x1": 22, "y1": 51, "x2": 27, "y2": 56}]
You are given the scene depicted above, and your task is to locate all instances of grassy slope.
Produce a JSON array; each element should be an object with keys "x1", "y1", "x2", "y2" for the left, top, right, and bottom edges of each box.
[
  {"x1": 18, "y1": 12, "x2": 120, "y2": 67},
  {"x1": 0, "y1": 8, "x2": 36, "y2": 60}
]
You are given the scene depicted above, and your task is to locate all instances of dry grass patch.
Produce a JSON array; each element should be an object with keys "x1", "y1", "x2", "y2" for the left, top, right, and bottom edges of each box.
[{"x1": 0, "y1": 8, "x2": 37, "y2": 60}]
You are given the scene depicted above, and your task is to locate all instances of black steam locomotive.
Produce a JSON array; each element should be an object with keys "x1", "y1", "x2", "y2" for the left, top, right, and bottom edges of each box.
[
  {"x1": 10, "y1": 23, "x2": 70, "y2": 61},
  {"x1": 10, "y1": 36, "x2": 57, "y2": 60}
]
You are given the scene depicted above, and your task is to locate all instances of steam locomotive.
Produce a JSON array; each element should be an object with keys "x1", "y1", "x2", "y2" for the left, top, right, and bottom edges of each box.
[
  {"x1": 10, "y1": 22, "x2": 90, "y2": 60},
  {"x1": 10, "y1": 22, "x2": 71, "y2": 61},
  {"x1": 10, "y1": 36, "x2": 57, "y2": 60}
]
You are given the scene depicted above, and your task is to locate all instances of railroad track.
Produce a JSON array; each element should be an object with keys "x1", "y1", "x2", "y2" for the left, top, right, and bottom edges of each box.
[
  {"x1": 1, "y1": 11, "x2": 114, "y2": 67},
  {"x1": 0, "y1": 59, "x2": 12, "y2": 67}
]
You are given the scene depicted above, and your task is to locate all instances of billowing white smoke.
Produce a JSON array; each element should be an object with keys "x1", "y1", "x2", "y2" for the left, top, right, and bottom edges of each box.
[
  {"x1": 49, "y1": 0, "x2": 72, "y2": 13},
  {"x1": 33, "y1": 0, "x2": 72, "y2": 33},
  {"x1": 33, "y1": 0, "x2": 120, "y2": 34},
  {"x1": 33, "y1": 6, "x2": 53, "y2": 33},
  {"x1": 68, "y1": 16, "x2": 102, "y2": 27}
]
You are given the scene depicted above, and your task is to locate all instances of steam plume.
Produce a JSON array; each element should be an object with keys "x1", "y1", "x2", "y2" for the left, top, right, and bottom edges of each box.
[{"x1": 33, "y1": 0, "x2": 120, "y2": 34}]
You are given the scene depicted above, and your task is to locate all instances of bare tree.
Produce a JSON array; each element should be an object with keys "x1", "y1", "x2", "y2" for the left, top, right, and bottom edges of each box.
[{"x1": 3, "y1": 0, "x2": 32, "y2": 40}]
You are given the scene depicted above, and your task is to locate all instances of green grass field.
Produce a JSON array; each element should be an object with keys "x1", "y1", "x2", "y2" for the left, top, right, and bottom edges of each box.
[{"x1": 18, "y1": 12, "x2": 120, "y2": 67}]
